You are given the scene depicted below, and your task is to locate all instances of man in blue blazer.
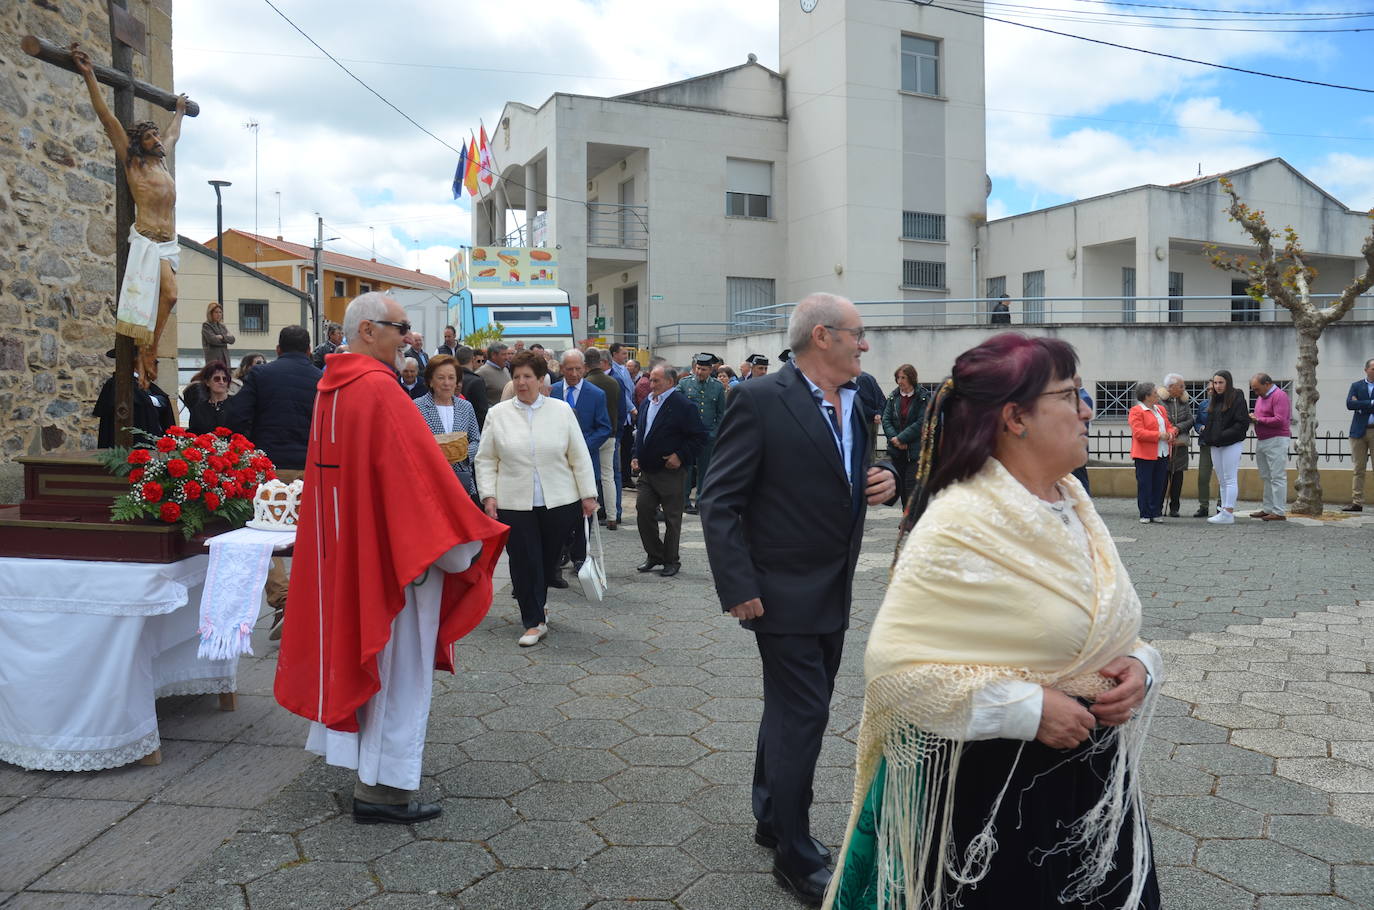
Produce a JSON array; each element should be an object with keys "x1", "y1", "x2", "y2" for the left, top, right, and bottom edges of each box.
[
  {"x1": 1344, "y1": 358, "x2": 1374, "y2": 512},
  {"x1": 551, "y1": 349, "x2": 612, "y2": 574},
  {"x1": 632, "y1": 364, "x2": 707, "y2": 577}
]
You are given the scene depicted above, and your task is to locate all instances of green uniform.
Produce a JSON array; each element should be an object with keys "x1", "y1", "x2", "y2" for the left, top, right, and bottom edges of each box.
[{"x1": 677, "y1": 375, "x2": 726, "y2": 504}]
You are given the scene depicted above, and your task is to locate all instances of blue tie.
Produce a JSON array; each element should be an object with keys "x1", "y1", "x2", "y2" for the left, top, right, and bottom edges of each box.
[{"x1": 568, "y1": 385, "x2": 577, "y2": 407}]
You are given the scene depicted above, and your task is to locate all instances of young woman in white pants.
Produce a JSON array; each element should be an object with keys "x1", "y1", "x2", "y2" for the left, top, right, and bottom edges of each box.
[{"x1": 1199, "y1": 370, "x2": 1252, "y2": 524}]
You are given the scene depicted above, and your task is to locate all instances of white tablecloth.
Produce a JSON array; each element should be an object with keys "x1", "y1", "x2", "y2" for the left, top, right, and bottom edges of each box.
[{"x1": 0, "y1": 554, "x2": 239, "y2": 771}]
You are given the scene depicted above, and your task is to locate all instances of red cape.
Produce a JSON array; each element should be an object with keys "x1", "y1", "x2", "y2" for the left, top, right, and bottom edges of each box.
[{"x1": 274, "y1": 353, "x2": 509, "y2": 731}]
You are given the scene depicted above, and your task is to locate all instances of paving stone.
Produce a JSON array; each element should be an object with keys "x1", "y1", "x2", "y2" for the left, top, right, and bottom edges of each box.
[
  {"x1": 4, "y1": 895, "x2": 156, "y2": 909},
  {"x1": 613, "y1": 735, "x2": 709, "y2": 766},
  {"x1": 184, "y1": 832, "x2": 298, "y2": 884},
  {"x1": 155, "y1": 744, "x2": 316, "y2": 809},
  {"x1": 558, "y1": 696, "x2": 640, "y2": 719},
  {"x1": 0, "y1": 764, "x2": 65, "y2": 798},
  {"x1": 1334, "y1": 864, "x2": 1374, "y2": 906},
  {"x1": 1173, "y1": 743, "x2": 1276, "y2": 775},
  {"x1": 1278, "y1": 758, "x2": 1374, "y2": 793},
  {"x1": 152, "y1": 882, "x2": 247, "y2": 909},
  {"x1": 509, "y1": 782, "x2": 618, "y2": 822},
  {"x1": 244, "y1": 860, "x2": 379, "y2": 909},
  {"x1": 1254, "y1": 898, "x2": 1359, "y2": 910},
  {"x1": 1216, "y1": 775, "x2": 1330, "y2": 815},
  {"x1": 1150, "y1": 716, "x2": 1231, "y2": 744},
  {"x1": 1196, "y1": 838, "x2": 1331, "y2": 894},
  {"x1": 623, "y1": 707, "x2": 708, "y2": 736},
  {"x1": 297, "y1": 813, "x2": 413, "y2": 861},
  {"x1": 453, "y1": 869, "x2": 593, "y2": 909},
  {"x1": 481, "y1": 705, "x2": 568, "y2": 732},
  {"x1": 592, "y1": 803, "x2": 704, "y2": 845},
  {"x1": 1150, "y1": 824, "x2": 1198, "y2": 866},
  {"x1": 1231, "y1": 729, "x2": 1329, "y2": 757},
  {"x1": 33, "y1": 804, "x2": 247, "y2": 894},
  {"x1": 546, "y1": 718, "x2": 634, "y2": 750},
  {"x1": 1141, "y1": 761, "x2": 1216, "y2": 797},
  {"x1": 488, "y1": 819, "x2": 605, "y2": 869},
  {"x1": 696, "y1": 697, "x2": 763, "y2": 722},
  {"x1": 577, "y1": 845, "x2": 705, "y2": 899},
  {"x1": 460, "y1": 730, "x2": 553, "y2": 762},
  {"x1": 530, "y1": 747, "x2": 627, "y2": 782},
  {"x1": 677, "y1": 871, "x2": 808, "y2": 909},
  {"x1": 39, "y1": 740, "x2": 221, "y2": 802},
  {"x1": 602, "y1": 766, "x2": 708, "y2": 803},
  {"x1": 425, "y1": 714, "x2": 488, "y2": 743},
  {"x1": 0, "y1": 797, "x2": 137, "y2": 891},
  {"x1": 1330, "y1": 741, "x2": 1374, "y2": 768},
  {"x1": 375, "y1": 839, "x2": 495, "y2": 892},
  {"x1": 1267, "y1": 813, "x2": 1374, "y2": 862},
  {"x1": 236, "y1": 788, "x2": 341, "y2": 834},
  {"x1": 356, "y1": 896, "x2": 459, "y2": 909},
  {"x1": 680, "y1": 825, "x2": 774, "y2": 872},
  {"x1": 437, "y1": 760, "x2": 536, "y2": 798},
  {"x1": 1154, "y1": 866, "x2": 1264, "y2": 910},
  {"x1": 1149, "y1": 795, "x2": 1266, "y2": 838}
]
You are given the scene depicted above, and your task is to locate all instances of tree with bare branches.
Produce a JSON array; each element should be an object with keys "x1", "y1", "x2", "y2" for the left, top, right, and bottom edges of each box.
[{"x1": 1206, "y1": 177, "x2": 1374, "y2": 515}]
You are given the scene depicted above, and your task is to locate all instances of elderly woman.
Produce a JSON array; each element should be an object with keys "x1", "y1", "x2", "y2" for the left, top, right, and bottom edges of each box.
[
  {"x1": 201, "y1": 302, "x2": 235, "y2": 366},
  {"x1": 186, "y1": 360, "x2": 233, "y2": 435},
  {"x1": 1128, "y1": 380, "x2": 1176, "y2": 524},
  {"x1": 827, "y1": 333, "x2": 1162, "y2": 910},
  {"x1": 1200, "y1": 369, "x2": 1250, "y2": 524},
  {"x1": 881, "y1": 364, "x2": 930, "y2": 505},
  {"x1": 1159, "y1": 373, "x2": 1195, "y2": 517},
  {"x1": 475, "y1": 350, "x2": 598, "y2": 647},
  {"x1": 414, "y1": 354, "x2": 481, "y2": 500}
]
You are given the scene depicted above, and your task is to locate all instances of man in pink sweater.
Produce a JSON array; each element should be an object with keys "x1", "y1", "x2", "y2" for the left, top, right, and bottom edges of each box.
[{"x1": 1249, "y1": 373, "x2": 1292, "y2": 521}]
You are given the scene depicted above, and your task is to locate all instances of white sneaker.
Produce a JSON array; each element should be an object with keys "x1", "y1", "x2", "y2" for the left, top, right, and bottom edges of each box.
[
  {"x1": 1207, "y1": 510, "x2": 1235, "y2": 525},
  {"x1": 517, "y1": 623, "x2": 548, "y2": 647},
  {"x1": 1150, "y1": 517, "x2": 1164, "y2": 523},
  {"x1": 1139, "y1": 518, "x2": 1151, "y2": 524}
]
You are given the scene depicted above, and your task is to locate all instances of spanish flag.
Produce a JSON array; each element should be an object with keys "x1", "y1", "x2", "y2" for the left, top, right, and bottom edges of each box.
[{"x1": 463, "y1": 137, "x2": 480, "y2": 196}]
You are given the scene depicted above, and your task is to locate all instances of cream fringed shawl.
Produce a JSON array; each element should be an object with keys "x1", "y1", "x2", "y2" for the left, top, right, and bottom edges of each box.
[{"x1": 823, "y1": 458, "x2": 1159, "y2": 910}]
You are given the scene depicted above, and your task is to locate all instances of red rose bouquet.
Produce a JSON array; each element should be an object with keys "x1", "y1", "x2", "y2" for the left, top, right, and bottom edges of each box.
[{"x1": 98, "y1": 426, "x2": 277, "y2": 539}]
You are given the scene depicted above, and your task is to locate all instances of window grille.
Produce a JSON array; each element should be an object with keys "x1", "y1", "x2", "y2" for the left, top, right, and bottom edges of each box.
[
  {"x1": 727, "y1": 277, "x2": 777, "y2": 326},
  {"x1": 903, "y1": 259, "x2": 946, "y2": 290},
  {"x1": 902, "y1": 211, "x2": 946, "y2": 241},
  {"x1": 1094, "y1": 381, "x2": 1137, "y2": 420},
  {"x1": 1022, "y1": 270, "x2": 1045, "y2": 323},
  {"x1": 238, "y1": 299, "x2": 268, "y2": 334}
]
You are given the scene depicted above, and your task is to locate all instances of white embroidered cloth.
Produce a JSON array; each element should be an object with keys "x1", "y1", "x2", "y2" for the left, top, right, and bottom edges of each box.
[
  {"x1": 116, "y1": 225, "x2": 179, "y2": 344},
  {"x1": 200, "y1": 526, "x2": 296, "y2": 659}
]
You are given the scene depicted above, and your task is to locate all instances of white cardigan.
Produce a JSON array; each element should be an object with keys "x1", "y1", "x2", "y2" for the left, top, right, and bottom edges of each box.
[{"x1": 475, "y1": 396, "x2": 599, "y2": 510}]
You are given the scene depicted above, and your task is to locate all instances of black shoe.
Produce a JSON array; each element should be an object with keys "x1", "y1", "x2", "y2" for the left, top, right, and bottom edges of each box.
[
  {"x1": 772, "y1": 862, "x2": 831, "y2": 907},
  {"x1": 1192, "y1": 506, "x2": 1208, "y2": 518},
  {"x1": 636, "y1": 561, "x2": 662, "y2": 573},
  {"x1": 1344, "y1": 504, "x2": 1364, "y2": 512},
  {"x1": 659, "y1": 563, "x2": 680, "y2": 577},
  {"x1": 353, "y1": 799, "x2": 442, "y2": 825},
  {"x1": 1168, "y1": 510, "x2": 1180, "y2": 518},
  {"x1": 549, "y1": 572, "x2": 569, "y2": 589},
  {"x1": 754, "y1": 827, "x2": 833, "y2": 865},
  {"x1": 685, "y1": 504, "x2": 699, "y2": 515}
]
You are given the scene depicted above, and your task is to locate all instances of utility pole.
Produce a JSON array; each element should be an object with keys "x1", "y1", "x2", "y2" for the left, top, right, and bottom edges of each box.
[{"x1": 313, "y1": 214, "x2": 324, "y2": 343}]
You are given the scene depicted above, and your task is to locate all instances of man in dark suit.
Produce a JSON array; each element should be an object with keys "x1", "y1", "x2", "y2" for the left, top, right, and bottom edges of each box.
[
  {"x1": 454, "y1": 345, "x2": 489, "y2": 428},
  {"x1": 700, "y1": 293, "x2": 897, "y2": 907},
  {"x1": 1344, "y1": 357, "x2": 1374, "y2": 512},
  {"x1": 93, "y1": 348, "x2": 175, "y2": 448},
  {"x1": 632, "y1": 365, "x2": 707, "y2": 577},
  {"x1": 225, "y1": 324, "x2": 322, "y2": 639},
  {"x1": 550, "y1": 349, "x2": 612, "y2": 581}
]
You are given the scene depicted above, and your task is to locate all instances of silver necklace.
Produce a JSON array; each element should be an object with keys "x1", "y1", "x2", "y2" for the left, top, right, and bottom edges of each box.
[{"x1": 1041, "y1": 488, "x2": 1072, "y2": 526}]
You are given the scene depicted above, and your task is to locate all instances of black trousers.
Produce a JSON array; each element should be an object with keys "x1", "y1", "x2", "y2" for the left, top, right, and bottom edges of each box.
[
  {"x1": 637, "y1": 468, "x2": 686, "y2": 565},
  {"x1": 889, "y1": 445, "x2": 917, "y2": 506},
  {"x1": 619, "y1": 424, "x2": 635, "y2": 481},
  {"x1": 753, "y1": 629, "x2": 845, "y2": 876},
  {"x1": 499, "y1": 502, "x2": 580, "y2": 629}
]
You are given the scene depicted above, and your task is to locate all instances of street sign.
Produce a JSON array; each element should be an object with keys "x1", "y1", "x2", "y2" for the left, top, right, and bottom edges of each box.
[
  {"x1": 650, "y1": 294, "x2": 664, "y2": 300},
  {"x1": 592, "y1": 316, "x2": 606, "y2": 331}
]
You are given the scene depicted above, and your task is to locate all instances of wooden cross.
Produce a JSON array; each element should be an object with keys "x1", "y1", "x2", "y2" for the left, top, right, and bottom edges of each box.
[{"x1": 22, "y1": 1, "x2": 199, "y2": 448}]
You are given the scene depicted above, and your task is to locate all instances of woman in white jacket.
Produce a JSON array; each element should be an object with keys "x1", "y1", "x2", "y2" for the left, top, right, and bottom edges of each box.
[{"x1": 476, "y1": 350, "x2": 598, "y2": 646}]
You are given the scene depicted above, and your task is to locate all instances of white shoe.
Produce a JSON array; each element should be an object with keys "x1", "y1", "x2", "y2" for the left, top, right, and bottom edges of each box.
[
  {"x1": 517, "y1": 624, "x2": 548, "y2": 647},
  {"x1": 1139, "y1": 518, "x2": 1151, "y2": 524},
  {"x1": 1207, "y1": 510, "x2": 1235, "y2": 525},
  {"x1": 1150, "y1": 517, "x2": 1164, "y2": 523}
]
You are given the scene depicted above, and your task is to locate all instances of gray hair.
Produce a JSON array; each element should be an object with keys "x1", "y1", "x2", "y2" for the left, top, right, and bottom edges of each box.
[
  {"x1": 486, "y1": 342, "x2": 508, "y2": 359},
  {"x1": 561, "y1": 348, "x2": 585, "y2": 367},
  {"x1": 651, "y1": 363, "x2": 678, "y2": 385},
  {"x1": 402, "y1": 357, "x2": 419, "y2": 369},
  {"x1": 1134, "y1": 380, "x2": 1157, "y2": 402},
  {"x1": 1161, "y1": 372, "x2": 1185, "y2": 388},
  {"x1": 788, "y1": 293, "x2": 852, "y2": 353},
  {"x1": 342, "y1": 292, "x2": 391, "y2": 341}
]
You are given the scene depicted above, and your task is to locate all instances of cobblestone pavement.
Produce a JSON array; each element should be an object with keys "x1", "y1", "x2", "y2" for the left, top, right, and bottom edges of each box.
[{"x1": 4, "y1": 496, "x2": 1374, "y2": 909}]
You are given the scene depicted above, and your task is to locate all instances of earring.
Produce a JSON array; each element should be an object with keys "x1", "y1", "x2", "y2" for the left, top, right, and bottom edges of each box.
[{"x1": 1018, "y1": 428, "x2": 1029, "y2": 439}]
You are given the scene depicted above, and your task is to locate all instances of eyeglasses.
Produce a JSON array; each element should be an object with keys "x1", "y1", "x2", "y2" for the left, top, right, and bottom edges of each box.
[
  {"x1": 824, "y1": 325, "x2": 867, "y2": 343},
  {"x1": 369, "y1": 319, "x2": 411, "y2": 335},
  {"x1": 1037, "y1": 387, "x2": 1083, "y2": 406},
  {"x1": 209, "y1": 375, "x2": 229, "y2": 383}
]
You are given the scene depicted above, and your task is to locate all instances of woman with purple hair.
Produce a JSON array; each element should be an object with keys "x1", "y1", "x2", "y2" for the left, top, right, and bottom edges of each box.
[{"x1": 826, "y1": 333, "x2": 1163, "y2": 910}]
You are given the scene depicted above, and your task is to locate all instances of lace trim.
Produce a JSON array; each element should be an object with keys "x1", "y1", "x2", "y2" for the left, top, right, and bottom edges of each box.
[
  {"x1": 0, "y1": 730, "x2": 161, "y2": 771},
  {"x1": 155, "y1": 676, "x2": 236, "y2": 698},
  {"x1": 0, "y1": 596, "x2": 187, "y2": 617}
]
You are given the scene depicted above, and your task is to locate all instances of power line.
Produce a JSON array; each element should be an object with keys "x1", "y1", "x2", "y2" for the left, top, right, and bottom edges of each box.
[
  {"x1": 924, "y1": 1, "x2": 1374, "y2": 94},
  {"x1": 1059, "y1": 0, "x2": 1374, "y2": 15},
  {"x1": 950, "y1": 1, "x2": 1374, "y2": 31}
]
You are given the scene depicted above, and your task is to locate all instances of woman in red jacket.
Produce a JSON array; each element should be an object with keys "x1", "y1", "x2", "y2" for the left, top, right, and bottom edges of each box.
[{"x1": 1128, "y1": 381, "x2": 1176, "y2": 523}]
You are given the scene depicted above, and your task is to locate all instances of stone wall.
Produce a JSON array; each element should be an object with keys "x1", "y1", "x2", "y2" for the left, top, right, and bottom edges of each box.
[{"x1": 0, "y1": 0, "x2": 174, "y2": 499}]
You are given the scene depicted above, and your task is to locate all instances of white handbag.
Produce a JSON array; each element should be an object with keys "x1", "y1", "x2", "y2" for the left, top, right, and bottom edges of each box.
[{"x1": 577, "y1": 516, "x2": 608, "y2": 602}]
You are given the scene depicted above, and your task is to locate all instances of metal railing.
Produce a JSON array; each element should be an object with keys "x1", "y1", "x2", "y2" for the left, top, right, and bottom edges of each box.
[
  {"x1": 1086, "y1": 429, "x2": 1351, "y2": 464},
  {"x1": 654, "y1": 294, "x2": 1374, "y2": 345},
  {"x1": 499, "y1": 212, "x2": 548, "y2": 249},
  {"x1": 587, "y1": 203, "x2": 648, "y2": 250}
]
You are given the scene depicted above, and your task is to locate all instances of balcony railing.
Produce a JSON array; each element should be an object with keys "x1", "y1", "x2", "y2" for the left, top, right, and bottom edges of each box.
[
  {"x1": 500, "y1": 212, "x2": 547, "y2": 248},
  {"x1": 587, "y1": 203, "x2": 648, "y2": 250}
]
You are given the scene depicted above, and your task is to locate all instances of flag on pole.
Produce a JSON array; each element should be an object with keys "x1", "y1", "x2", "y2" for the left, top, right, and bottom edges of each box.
[
  {"x1": 453, "y1": 144, "x2": 467, "y2": 199},
  {"x1": 479, "y1": 125, "x2": 494, "y2": 189},
  {"x1": 464, "y1": 137, "x2": 480, "y2": 196}
]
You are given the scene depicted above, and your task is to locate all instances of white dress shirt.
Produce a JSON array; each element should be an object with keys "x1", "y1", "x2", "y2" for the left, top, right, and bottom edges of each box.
[
  {"x1": 512, "y1": 395, "x2": 547, "y2": 507},
  {"x1": 642, "y1": 386, "x2": 675, "y2": 436}
]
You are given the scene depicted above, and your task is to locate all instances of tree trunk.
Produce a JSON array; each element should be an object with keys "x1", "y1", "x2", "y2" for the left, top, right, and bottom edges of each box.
[{"x1": 1291, "y1": 323, "x2": 1324, "y2": 515}]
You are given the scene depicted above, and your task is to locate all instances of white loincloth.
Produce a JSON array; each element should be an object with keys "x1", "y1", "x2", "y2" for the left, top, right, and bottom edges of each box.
[
  {"x1": 305, "y1": 540, "x2": 482, "y2": 791},
  {"x1": 117, "y1": 226, "x2": 179, "y2": 345}
]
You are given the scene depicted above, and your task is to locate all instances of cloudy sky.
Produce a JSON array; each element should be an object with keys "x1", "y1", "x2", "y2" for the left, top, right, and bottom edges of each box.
[{"x1": 169, "y1": 0, "x2": 1374, "y2": 281}]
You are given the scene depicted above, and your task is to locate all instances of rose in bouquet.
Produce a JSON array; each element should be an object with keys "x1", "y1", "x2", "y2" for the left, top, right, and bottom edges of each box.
[{"x1": 98, "y1": 426, "x2": 277, "y2": 539}]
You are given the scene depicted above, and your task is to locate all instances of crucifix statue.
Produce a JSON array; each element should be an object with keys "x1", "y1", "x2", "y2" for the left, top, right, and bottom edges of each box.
[{"x1": 22, "y1": 6, "x2": 199, "y2": 446}]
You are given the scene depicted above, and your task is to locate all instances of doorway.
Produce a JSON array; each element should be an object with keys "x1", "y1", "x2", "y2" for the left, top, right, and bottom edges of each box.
[{"x1": 622, "y1": 284, "x2": 639, "y2": 342}]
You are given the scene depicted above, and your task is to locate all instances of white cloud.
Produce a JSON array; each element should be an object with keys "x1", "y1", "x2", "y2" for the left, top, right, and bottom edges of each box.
[{"x1": 1309, "y1": 153, "x2": 1374, "y2": 211}]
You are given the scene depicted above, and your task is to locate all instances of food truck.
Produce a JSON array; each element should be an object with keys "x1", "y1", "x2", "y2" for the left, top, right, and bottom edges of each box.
[{"x1": 448, "y1": 247, "x2": 575, "y2": 350}]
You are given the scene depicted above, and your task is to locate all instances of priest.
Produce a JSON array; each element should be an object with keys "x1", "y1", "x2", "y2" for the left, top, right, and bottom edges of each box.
[{"x1": 274, "y1": 291, "x2": 508, "y2": 825}]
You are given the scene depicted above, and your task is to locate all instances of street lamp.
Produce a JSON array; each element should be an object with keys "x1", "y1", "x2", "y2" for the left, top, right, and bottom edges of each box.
[{"x1": 209, "y1": 180, "x2": 232, "y2": 323}]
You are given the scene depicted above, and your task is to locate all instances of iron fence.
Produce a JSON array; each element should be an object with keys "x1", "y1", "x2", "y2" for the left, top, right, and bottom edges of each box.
[{"x1": 1087, "y1": 429, "x2": 1351, "y2": 464}]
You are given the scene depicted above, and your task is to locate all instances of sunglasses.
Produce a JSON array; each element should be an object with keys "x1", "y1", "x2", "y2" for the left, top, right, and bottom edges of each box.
[{"x1": 370, "y1": 319, "x2": 411, "y2": 335}]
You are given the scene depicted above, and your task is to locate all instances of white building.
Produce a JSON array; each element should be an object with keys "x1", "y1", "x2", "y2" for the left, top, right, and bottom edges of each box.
[{"x1": 476, "y1": 0, "x2": 987, "y2": 345}]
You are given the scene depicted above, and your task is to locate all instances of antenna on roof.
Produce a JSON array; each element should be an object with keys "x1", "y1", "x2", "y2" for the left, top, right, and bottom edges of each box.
[{"x1": 1197, "y1": 162, "x2": 1202, "y2": 176}]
